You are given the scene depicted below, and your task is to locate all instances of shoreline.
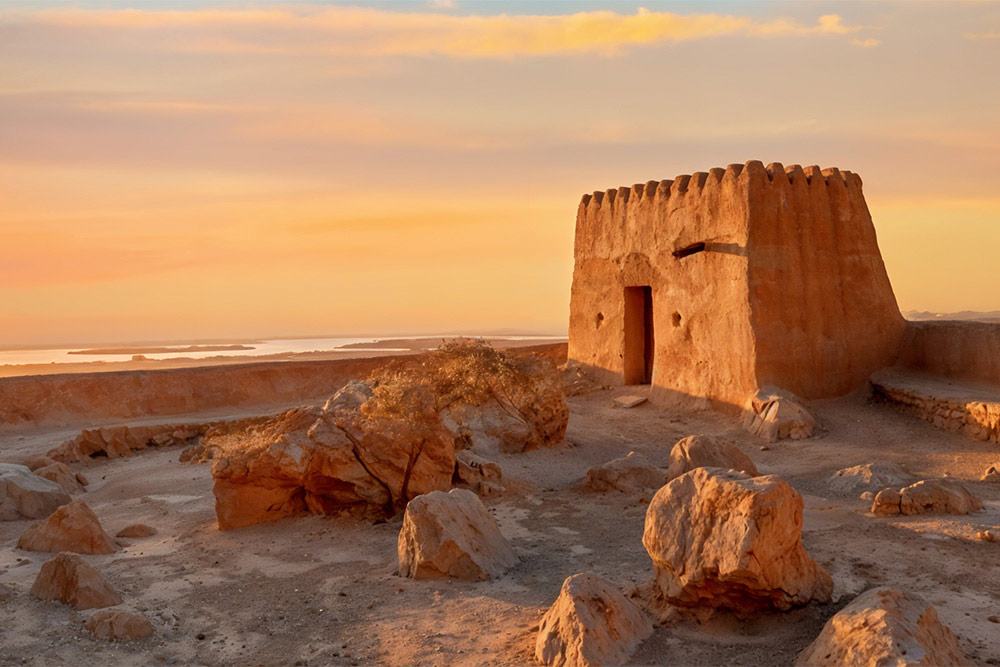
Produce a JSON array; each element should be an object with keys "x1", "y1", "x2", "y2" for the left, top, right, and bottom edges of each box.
[{"x1": 0, "y1": 336, "x2": 566, "y2": 379}]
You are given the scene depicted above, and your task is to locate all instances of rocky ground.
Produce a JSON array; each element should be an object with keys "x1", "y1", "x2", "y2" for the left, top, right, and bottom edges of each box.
[{"x1": 2, "y1": 386, "x2": 999, "y2": 666}]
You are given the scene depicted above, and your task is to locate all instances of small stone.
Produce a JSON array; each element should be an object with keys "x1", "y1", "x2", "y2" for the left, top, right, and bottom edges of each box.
[
  {"x1": 613, "y1": 395, "x2": 647, "y2": 409},
  {"x1": 976, "y1": 530, "x2": 996, "y2": 542},
  {"x1": 116, "y1": 524, "x2": 157, "y2": 538},
  {"x1": 860, "y1": 492, "x2": 874, "y2": 502},
  {"x1": 85, "y1": 608, "x2": 154, "y2": 642}
]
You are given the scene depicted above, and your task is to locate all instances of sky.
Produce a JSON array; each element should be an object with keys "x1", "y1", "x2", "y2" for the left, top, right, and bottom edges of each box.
[{"x1": 2, "y1": 1, "x2": 999, "y2": 346}]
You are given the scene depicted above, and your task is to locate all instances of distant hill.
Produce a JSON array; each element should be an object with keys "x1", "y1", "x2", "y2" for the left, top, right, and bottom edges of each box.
[{"x1": 904, "y1": 310, "x2": 1000, "y2": 323}]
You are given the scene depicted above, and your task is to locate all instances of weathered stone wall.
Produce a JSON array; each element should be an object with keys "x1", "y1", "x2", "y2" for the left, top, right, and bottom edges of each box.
[
  {"x1": 0, "y1": 343, "x2": 569, "y2": 430},
  {"x1": 871, "y1": 370, "x2": 1000, "y2": 444},
  {"x1": 568, "y1": 166, "x2": 756, "y2": 408},
  {"x1": 746, "y1": 163, "x2": 906, "y2": 399},
  {"x1": 898, "y1": 321, "x2": 1000, "y2": 386},
  {"x1": 568, "y1": 160, "x2": 906, "y2": 409}
]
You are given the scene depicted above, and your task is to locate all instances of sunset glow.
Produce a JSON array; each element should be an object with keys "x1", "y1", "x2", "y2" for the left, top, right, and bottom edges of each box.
[{"x1": 3, "y1": 1, "x2": 1000, "y2": 345}]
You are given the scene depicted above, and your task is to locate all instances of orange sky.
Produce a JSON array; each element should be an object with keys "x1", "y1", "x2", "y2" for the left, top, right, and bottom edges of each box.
[{"x1": 2, "y1": 2, "x2": 999, "y2": 345}]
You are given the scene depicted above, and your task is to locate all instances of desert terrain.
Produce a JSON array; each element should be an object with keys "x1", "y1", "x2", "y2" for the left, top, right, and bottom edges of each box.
[{"x1": 1, "y1": 348, "x2": 998, "y2": 666}]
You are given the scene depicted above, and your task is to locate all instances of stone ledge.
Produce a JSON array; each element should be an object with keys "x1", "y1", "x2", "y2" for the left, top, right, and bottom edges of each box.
[{"x1": 870, "y1": 369, "x2": 1000, "y2": 444}]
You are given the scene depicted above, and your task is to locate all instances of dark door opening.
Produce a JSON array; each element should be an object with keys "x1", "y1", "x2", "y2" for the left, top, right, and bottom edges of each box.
[{"x1": 624, "y1": 285, "x2": 654, "y2": 384}]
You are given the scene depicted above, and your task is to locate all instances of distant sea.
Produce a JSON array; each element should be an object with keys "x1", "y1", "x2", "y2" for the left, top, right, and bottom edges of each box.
[{"x1": 0, "y1": 335, "x2": 565, "y2": 367}]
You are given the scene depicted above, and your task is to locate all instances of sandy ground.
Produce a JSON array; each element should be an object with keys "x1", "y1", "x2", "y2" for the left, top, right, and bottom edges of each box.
[
  {"x1": 2, "y1": 385, "x2": 1000, "y2": 666},
  {"x1": 0, "y1": 338, "x2": 563, "y2": 379}
]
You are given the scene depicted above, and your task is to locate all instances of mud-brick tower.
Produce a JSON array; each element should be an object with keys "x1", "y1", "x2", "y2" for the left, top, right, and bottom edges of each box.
[{"x1": 567, "y1": 160, "x2": 906, "y2": 409}]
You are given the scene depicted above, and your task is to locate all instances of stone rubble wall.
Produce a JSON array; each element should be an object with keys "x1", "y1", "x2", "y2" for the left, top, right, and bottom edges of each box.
[{"x1": 871, "y1": 372, "x2": 1000, "y2": 444}]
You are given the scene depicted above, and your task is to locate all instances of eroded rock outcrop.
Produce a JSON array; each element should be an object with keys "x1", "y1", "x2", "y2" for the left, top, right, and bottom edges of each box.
[
  {"x1": 795, "y1": 588, "x2": 969, "y2": 666},
  {"x1": 17, "y1": 499, "x2": 117, "y2": 554},
  {"x1": 642, "y1": 468, "x2": 832, "y2": 613},
  {"x1": 828, "y1": 462, "x2": 917, "y2": 497},
  {"x1": 743, "y1": 387, "x2": 817, "y2": 441},
  {"x1": 0, "y1": 463, "x2": 71, "y2": 521},
  {"x1": 666, "y1": 435, "x2": 758, "y2": 481},
  {"x1": 397, "y1": 489, "x2": 517, "y2": 580},
  {"x1": 872, "y1": 478, "x2": 982, "y2": 517},
  {"x1": 49, "y1": 423, "x2": 210, "y2": 463},
  {"x1": 453, "y1": 450, "x2": 504, "y2": 497},
  {"x1": 210, "y1": 341, "x2": 566, "y2": 529},
  {"x1": 211, "y1": 402, "x2": 456, "y2": 529},
  {"x1": 583, "y1": 451, "x2": 666, "y2": 493},
  {"x1": 30, "y1": 552, "x2": 122, "y2": 610},
  {"x1": 535, "y1": 572, "x2": 652, "y2": 667},
  {"x1": 85, "y1": 608, "x2": 154, "y2": 642}
]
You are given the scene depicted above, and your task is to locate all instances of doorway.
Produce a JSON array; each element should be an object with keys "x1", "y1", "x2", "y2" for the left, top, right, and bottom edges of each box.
[{"x1": 624, "y1": 285, "x2": 654, "y2": 384}]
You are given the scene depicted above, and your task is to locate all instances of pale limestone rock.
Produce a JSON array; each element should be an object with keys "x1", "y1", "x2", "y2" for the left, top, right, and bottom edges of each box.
[
  {"x1": 583, "y1": 451, "x2": 666, "y2": 493},
  {"x1": 642, "y1": 468, "x2": 832, "y2": 613},
  {"x1": 85, "y1": 608, "x2": 154, "y2": 642},
  {"x1": 0, "y1": 463, "x2": 71, "y2": 521},
  {"x1": 30, "y1": 552, "x2": 122, "y2": 610},
  {"x1": 871, "y1": 478, "x2": 982, "y2": 517},
  {"x1": 17, "y1": 499, "x2": 116, "y2": 554},
  {"x1": 535, "y1": 572, "x2": 652, "y2": 667},
  {"x1": 744, "y1": 387, "x2": 817, "y2": 441},
  {"x1": 398, "y1": 489, "x2": 517, "y2": 580},
  {"x1": 829, "y1": 462, "x2": 916, "y2": 496},
  {"x1": 33, "y1": 462, "x2": 85, "y2": 495},
  {"x1": 666, "y1": 435, "x2": 758, "y2": 481},
  {"x1": 795, "y1": 588, "x2": 970, "y2": 666},
  {"x1": 116, "y1": 524, "x2": 157, "y2": 538}
]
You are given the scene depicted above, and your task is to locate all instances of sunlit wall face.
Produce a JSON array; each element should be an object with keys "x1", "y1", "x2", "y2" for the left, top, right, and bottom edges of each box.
[{"x1": 2, "y1": 1, "x2": 999, "y2": 345}]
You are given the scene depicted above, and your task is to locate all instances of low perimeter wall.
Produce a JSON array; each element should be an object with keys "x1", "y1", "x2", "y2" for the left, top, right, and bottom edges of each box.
[
  {"x1": 898, "y1": 321, "x2": 1000, "y2": 386},
  {"x1": 0, "y1": 343, "x2": 569, "y2": 430}
]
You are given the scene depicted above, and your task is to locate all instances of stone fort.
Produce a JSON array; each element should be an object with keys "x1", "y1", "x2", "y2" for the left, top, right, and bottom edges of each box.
[{"x1": 568, "y1": 160, "x2": 1000, "y2": 433}]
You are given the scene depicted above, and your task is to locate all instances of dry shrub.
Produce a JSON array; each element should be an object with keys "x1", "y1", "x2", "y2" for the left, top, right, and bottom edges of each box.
[{"x1": 365, "y1": 338, "x2": 564, "y2": 447}]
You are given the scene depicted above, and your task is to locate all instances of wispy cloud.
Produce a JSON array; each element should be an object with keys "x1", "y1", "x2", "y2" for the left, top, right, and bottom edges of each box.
[
  {"x1": 852, "y1": 37, "x2": 882, "y2": 48},
  {"x1": 5, "y1": 7, "x2": 863, "y2": 58},
  {"x1": 963, "y1": 30, "x2": 1000, "y2": 40}
]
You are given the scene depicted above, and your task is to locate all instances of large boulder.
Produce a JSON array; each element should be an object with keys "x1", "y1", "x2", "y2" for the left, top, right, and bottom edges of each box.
[
  {"x1": 17, "y1": 499, "x2": 117, "y2": 554},
  {"x1": 872, "y1": 478, "x2": 982, "y2": 517},
  {"x1": 642, "y1": 468, "x2": 832, "y2": 613},
  {"x1": 535, "y1": 572, "x2": 652, "y2": 667},
  {"x1": 30, "y1": 552, "x2": 122, "y2": 610},
  {"x1": 743, "y1": 387, "x2": 817, "y2": 441},
  {"x1": 85, "y1": 608, "x2": 154, "y2": 642},
  {"x1": 583, "y1": 451, "x2": 667, "y2": 493},
  {"x1": 398, "y1": 489, "x2": 517, "y2": 580},
  {"x1": 828, "y1": 462, "x2": 916, "y2": 496},
  {"x1": 211, "y1": 401, "x2": 457, "y2": 530},
  {"x1": 795, "y1": 588, "x2": 970, "y2": 666},
  {"x1": 666, "y1": 435, "x2": 758, "y2": 481},
  {"x1": 0, "y1": 463, "x2": 71, "y2": 521},
  {"x1": 210, "y1": 341, "x2": 566, "y2": 530},
  {"x1": 33, "y1": 462, "x2": 85, "y2": 495}
]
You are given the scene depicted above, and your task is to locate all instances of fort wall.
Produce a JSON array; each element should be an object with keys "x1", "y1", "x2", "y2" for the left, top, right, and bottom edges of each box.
[{"x1": 897, "y1": 321, "x2": 1000, "y2": 386}]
